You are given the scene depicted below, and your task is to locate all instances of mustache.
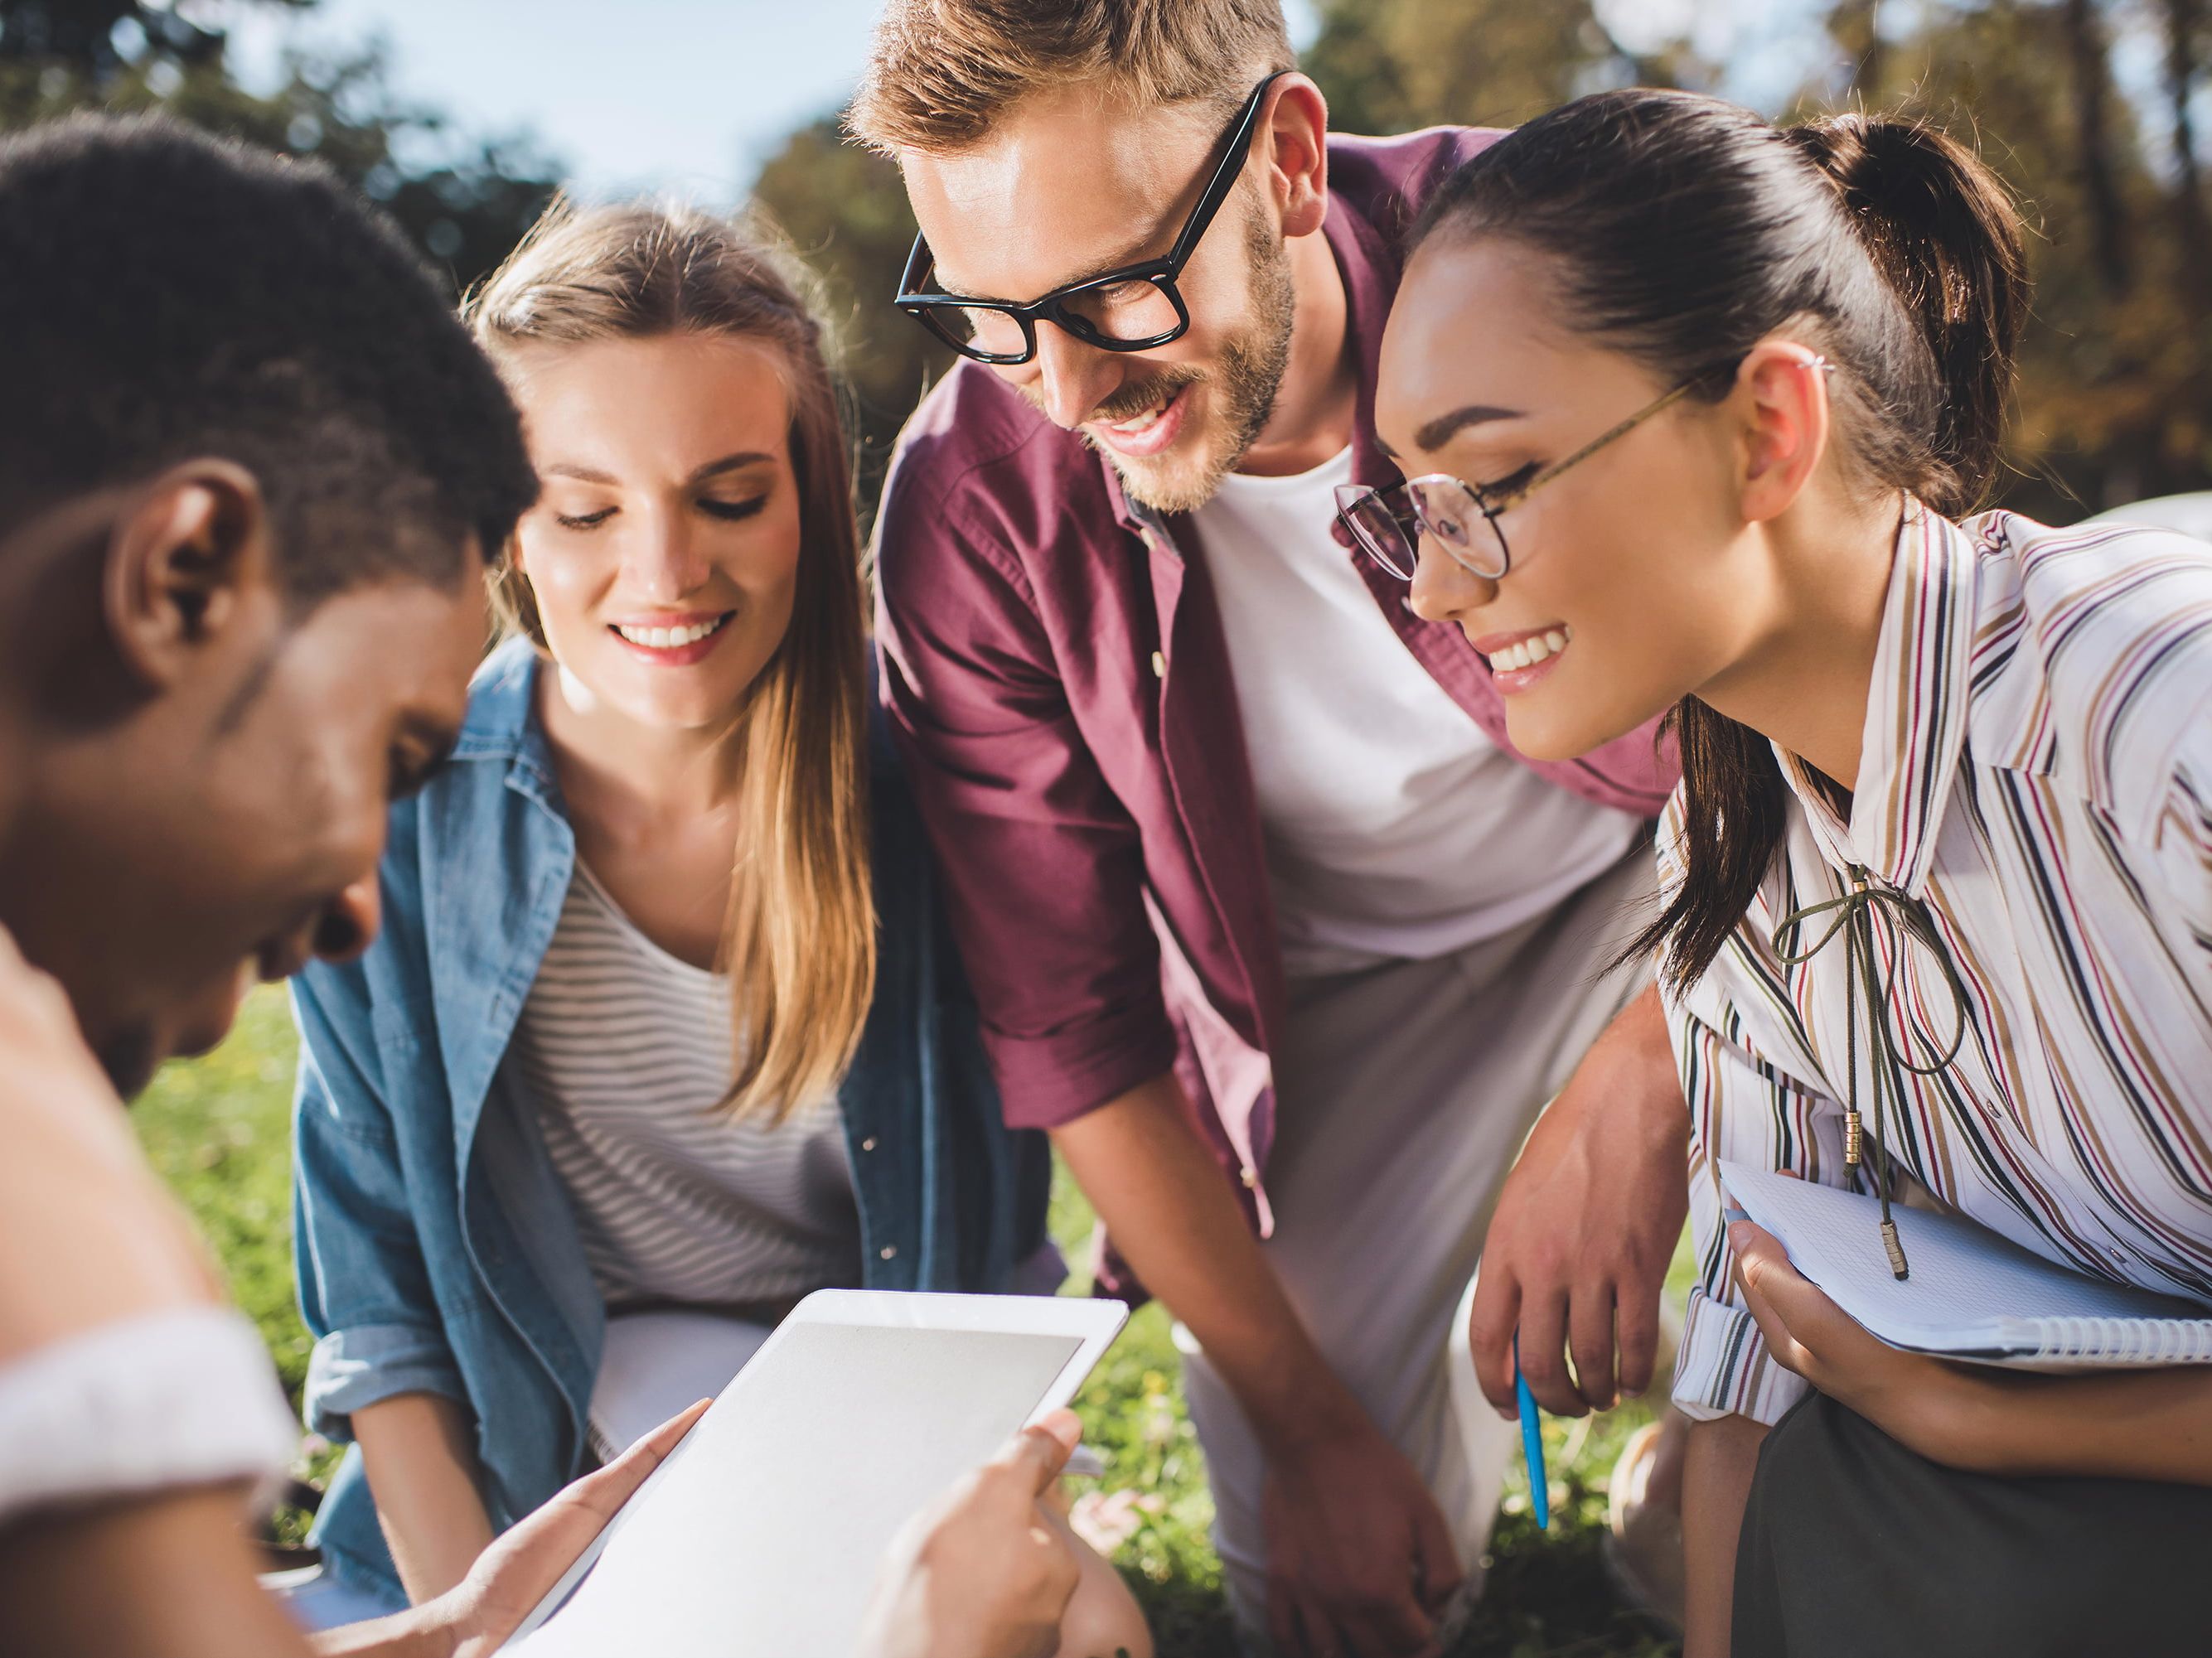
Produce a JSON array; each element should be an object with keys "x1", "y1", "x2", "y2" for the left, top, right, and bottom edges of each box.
[{"x1": 1019, "y1": 367, "x2": 1203, "y2": 428}]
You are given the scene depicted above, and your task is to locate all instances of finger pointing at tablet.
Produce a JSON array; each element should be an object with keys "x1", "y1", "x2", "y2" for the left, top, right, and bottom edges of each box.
[
  {"x1": 1004, "y1": 1408, "x2": 1083, "y2": 1491},
  {"x1": 858, "y1": 1409, "x2": 1086, "y2": 1658}
]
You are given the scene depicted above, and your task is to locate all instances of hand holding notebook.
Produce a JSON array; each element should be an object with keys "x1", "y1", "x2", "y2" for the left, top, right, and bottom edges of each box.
[{"x1": 1719, "y1": 1161, "x2": 2212, "y2": 1370}]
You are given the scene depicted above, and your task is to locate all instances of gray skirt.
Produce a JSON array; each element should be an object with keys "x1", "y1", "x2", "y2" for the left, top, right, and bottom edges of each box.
[{"x1": 1735, "y1": 1389, "x2": 2212, "y2": 1656}]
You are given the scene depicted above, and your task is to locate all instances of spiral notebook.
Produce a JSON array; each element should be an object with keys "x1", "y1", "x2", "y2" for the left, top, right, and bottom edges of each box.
[{"x1": 1718, "y1": 1160, "x2": 2212, "y2": 1369}]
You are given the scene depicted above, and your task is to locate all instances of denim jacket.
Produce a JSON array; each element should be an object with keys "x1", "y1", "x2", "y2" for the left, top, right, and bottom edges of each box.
[{"x1": 290, "y1": 640, "x2": 1052, "y2": 1602}]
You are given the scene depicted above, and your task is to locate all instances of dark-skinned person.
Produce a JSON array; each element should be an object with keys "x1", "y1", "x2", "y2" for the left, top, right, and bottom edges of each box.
[
  {"x1": 1364, "y1": 87, "x2": 2212, "y2": 1658},
  {"x1": 0, "y1": 113, "x2": 1101, "y2": 1658},
  {"x1": 852, "y1": 2, "x2": 1691, "y2": 1651}
]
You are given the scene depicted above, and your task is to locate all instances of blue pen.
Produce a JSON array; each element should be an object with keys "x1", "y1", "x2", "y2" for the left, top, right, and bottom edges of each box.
[{"x1": 1513, "y1": 1332, "x2": 1549, "y2": 1530}]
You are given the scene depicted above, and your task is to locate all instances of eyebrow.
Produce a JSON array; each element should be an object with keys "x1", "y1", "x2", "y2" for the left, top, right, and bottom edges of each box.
[
  {"x1": 932, "y1": 235, "x2": 1161, "y2": 307},
  {"x1": 542, "y1": 452, "x2": 777, "y2": 487},
  {"x1": 1411, "y1": 404, "x2": 1527, "y2": 452}
]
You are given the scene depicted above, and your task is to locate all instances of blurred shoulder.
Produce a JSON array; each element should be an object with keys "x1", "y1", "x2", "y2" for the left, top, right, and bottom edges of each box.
[{"x1": 1326, "y1": 123, "x2": 1508, "y2": 242}]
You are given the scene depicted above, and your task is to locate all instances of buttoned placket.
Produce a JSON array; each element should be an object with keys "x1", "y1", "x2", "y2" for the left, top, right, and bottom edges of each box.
[{"x1": 1126, "y1": 496, "x2": 1277, "y2": 1207}]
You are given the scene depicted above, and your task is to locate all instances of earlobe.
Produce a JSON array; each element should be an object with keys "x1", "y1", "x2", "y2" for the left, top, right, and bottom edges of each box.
[{"x1": 103, "y1": 459, "x2": 276, "y2": 689}]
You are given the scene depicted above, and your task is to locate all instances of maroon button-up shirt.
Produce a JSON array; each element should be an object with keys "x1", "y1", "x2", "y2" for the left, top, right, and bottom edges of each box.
[{"x1": 874, "y1": 126, "x2": 1679, "y2": 1237}]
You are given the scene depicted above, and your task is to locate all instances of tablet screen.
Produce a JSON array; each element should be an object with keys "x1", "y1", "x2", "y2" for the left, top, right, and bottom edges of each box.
[{"x1": 506, "y1": 1322, "x2": 1084, "y2": 1656}]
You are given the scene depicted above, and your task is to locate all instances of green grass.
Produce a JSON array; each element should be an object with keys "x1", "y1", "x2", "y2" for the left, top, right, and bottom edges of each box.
[
  {"x1": 136, "y1": 987, "x2": 1682, "y2": 1656},
  {"x1": 134, "y1": 989, "x2": 317, "y2": 1400}
]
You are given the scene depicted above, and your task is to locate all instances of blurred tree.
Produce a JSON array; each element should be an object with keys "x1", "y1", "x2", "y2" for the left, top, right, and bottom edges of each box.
[
  {"x1": 1803, "y1": 0, "x2": 2209, "y2": 514},
  {"x1": 753, "y1": 114, "x2": 951, "y2": 523},
  {"x1": 1301, "y1": 0, "x2": 2210, "y2": 515},
  {"x1": 2164, "y1": 0, "x2": 2210, "y2": 292},
  {"x1": 1303, "y1": 0, "x2": 1713, "y2": 135},
  {"x1": 0, "y1": 0, "x2": 560, "y2": 296},
  {"x1": 1828, "y1": 0, "x2": 1890, "y2": 101},
  {"x1": 2061, "y1": 0, "x2": 2133, "y2": 293}
]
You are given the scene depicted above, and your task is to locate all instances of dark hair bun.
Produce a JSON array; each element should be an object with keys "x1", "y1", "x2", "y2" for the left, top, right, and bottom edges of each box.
[{"x1": 1789, "y1": 114, "x2": 2028, "y2": 514}]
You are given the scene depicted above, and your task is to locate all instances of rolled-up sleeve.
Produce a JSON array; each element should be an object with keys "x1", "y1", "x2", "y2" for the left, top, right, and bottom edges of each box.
[
  {"x1": 291, "y1": 974, "x2": 465, "y2": 1441},
  {"x1": 874, "y1": 466, "x2": 1176, "y2": 1129}
]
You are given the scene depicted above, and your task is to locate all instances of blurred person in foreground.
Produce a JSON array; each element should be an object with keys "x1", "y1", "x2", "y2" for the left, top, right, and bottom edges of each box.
[{"x1": 0, "y1": 113, "x2": 1091, "y2": 1658}]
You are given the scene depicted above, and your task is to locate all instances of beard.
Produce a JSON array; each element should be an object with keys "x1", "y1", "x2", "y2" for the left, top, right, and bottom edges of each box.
[{"x1": 1029, "y1": 194, "x2": 1299, "y2": 516}]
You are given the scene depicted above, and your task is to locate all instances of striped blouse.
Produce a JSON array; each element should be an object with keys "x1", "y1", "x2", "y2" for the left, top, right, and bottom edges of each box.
[
  {"x1": 504, "y1": 862, "x2": 860, "y2": 1312},
  {"x1": 1667, "y1": 501, "x2": 2212, "y2": 1425}
]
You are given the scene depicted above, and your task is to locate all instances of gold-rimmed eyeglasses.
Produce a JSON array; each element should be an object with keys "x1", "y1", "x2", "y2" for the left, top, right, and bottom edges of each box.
[{"x1": 1335, "y1": 356, "x2": 1830, "y2": 582}]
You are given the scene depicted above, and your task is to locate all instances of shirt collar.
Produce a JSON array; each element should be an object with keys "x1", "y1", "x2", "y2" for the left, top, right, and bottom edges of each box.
[
  {"x1": 451, "y1": 636, "x2": 564, "y2": 806},
  {"x1": 1774, "y1": 500, "x2": 1981, "y2": 897}
]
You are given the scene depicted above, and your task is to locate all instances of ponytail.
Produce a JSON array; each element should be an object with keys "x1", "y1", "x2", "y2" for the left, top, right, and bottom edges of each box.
[
  {"x1": 1788, "y1": 114, "x2": 2029, "y2": 516},
  {"x1": 1411, "y1": 90, "x2": 2032, "y2": 989}
]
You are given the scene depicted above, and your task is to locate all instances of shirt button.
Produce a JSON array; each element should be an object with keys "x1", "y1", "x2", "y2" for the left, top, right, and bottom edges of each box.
[
  {"x1": 1239, "y1": 1167, "x2": 1258, "y2": 1189},
  {"x1": 879, "y1": 1245, "x2": 898, "y2": 1261},
  {"x1": 1150, "y1": 650, "x2": 1166, "y2": 679},
  {"x1": 860, "y1": 1137, "x2": 877, "y2": 1153}
]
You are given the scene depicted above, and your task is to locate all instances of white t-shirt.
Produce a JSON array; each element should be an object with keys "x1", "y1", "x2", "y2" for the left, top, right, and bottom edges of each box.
[{"x1": 1193, "y1": 447, "x2": 1640, "y2": 978}]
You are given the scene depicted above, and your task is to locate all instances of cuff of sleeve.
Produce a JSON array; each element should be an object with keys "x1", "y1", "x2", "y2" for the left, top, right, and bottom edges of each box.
[
  {"x1": 304, "y1": 1322, "x2": 467, "y2": 1443},
  {"x1": 0, "y1": 1307, "x2": 296, "y2": 1530},
  {"x1": 1669, "y1": 1287, "x2": 1810, "y2": 1426},
  {"x1": 985, "y1": 1001, "x2": 1181, "y2": 1130}
]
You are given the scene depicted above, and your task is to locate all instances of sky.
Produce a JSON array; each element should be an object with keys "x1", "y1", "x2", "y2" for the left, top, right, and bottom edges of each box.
[
  {"x1": 220, "y1": 0, "x2": 1324, "y2": 202},
  {"x1": 216, "y1": 0, "x2": 2199, "y2": 208},
  {"x1": 213, "y1": 0, "x2": 1843, "y2": 205}
]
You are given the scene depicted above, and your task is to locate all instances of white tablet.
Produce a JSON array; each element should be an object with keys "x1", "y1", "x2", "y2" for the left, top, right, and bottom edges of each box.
[{"x1": 499, "y1": 1289, "x2": 1128, "y2": 1656}]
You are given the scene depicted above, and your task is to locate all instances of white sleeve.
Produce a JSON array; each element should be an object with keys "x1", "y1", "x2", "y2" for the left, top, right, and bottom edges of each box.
[{"x1": 0, "y1": 1306, "x2": 297, "y2": 1528}]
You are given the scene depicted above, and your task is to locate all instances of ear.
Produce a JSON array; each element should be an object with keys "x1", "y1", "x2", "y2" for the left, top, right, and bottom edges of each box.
[
  {"x1": 1733, "y1": 341, "x2": 1832, "y2": 524},
  {"x1": 101, "y1": 458, "x2": 278, "y2": 691},
  {"x1": 1260, "y1": 73, "x2": 1330, "y2": 239}
]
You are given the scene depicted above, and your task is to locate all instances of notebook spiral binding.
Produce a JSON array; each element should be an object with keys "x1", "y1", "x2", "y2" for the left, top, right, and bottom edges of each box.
[{"x1": 2028, "y1": 1316, "x2": 2212, "y2": 1363}]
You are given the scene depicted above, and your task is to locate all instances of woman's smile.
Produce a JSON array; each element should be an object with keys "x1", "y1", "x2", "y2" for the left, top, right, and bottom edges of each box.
[
  {"x1": 1473, "y1": 621, "x2": 1575, "y2": 694},
  {"x1": 607, "y1": 608, "x2": 738, "y2": 665}
]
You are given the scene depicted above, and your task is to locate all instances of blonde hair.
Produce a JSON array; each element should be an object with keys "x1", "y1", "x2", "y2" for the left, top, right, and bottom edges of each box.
[
  {"x1": 849, "y1": 0, "x2": 1295, "y2": 156},
  {"x1": 466, "y1": 201, "x2": 876, "y2": 1125}
]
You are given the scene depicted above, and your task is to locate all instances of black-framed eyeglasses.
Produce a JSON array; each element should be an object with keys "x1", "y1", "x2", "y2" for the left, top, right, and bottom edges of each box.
[
  {"x1": 893, "y1": 70, "x2": 1290, "y2": 366},
  {"x1": 1333, "y1": 378, "x2": 1707, "y2": 582}
]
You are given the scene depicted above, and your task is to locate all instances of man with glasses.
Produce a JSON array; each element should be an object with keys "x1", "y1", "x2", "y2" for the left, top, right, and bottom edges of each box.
[{"x1": 854, "y1": 5, "x2": 1689, "y2": 1649}]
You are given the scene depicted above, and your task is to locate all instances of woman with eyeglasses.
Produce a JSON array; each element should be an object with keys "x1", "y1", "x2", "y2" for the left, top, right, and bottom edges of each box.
[{"x1": 1348, "y1": 89, "x2": 2212, "y2": 1658}]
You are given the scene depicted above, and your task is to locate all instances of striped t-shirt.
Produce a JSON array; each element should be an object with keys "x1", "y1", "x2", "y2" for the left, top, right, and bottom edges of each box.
[
  {"x1": 504, "y1": 863, "x2": 859, "y2": 1312},
  {"x1": 1667, "y1": 502, "x2": 2212, "y2": 1426}
]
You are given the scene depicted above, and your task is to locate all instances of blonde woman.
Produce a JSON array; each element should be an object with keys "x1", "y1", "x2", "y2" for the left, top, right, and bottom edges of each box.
[{"x1": 286, "y1": 202, "x2": 1145, "y2": 1656}]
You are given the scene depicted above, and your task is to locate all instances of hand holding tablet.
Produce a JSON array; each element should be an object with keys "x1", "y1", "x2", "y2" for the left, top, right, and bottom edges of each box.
[{"x1": 499, "y1": 1290, "x2": 1128, "y2": 1656}]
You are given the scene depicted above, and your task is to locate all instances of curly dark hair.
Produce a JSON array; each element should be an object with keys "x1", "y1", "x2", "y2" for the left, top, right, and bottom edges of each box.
[{"x1": 0, "y1": 114, "x2": 537, "y2": 602}]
